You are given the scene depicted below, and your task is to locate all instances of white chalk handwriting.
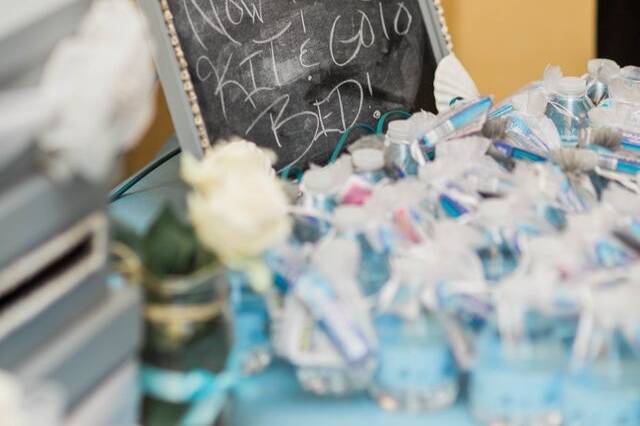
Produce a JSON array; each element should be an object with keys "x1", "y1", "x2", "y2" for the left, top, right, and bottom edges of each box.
[{"x1": 178, "y1": 0, "x2": 415, "y2": 168}]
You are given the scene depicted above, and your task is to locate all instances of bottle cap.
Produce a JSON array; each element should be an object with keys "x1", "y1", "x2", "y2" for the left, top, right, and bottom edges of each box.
[
  {"x1": 588, "y1": 59, "x2": 620, "y2": 78},
  {"x1": 527, "y1": 90, "x2": 549, "y2": 116},
  {"x1": 303, "y1": 168, "x2": 335, "y2": 194},
  {"x1": 621, "y1": 65, "x2": 640, "y2": 82},
  {"x1": 408, "y1": 110, "x2": 437, "y2": 139},
  {"x1": 409, "y1": 110, "x2": 435, "y2": 123},
  {"x1": 556, "y1": 77, "x2": 587, "y2": 97},
  {"x1": 352, "y1": 148, "x2": 384, "y2": 172},
  {"x1": 302, "y1": 156, "x2": 352, "y2": 194},
  {"x1": 347, "y1": 135, "x2": 385, "y2": 153},
  {"x1": 543, "y1": 65, "x2": 563, "y2": 83},
  {"x1": 610, "y1": 76, "x2": 640, "y2": 104},
  {"x1": 386, "y1": 119, "x2": 414, "y2": 143}
]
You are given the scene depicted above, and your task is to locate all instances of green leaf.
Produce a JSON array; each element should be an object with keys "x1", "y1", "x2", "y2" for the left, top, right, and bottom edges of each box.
[
  {"x1": 192, "y1": 243, "x2": 216, "y2": 272},
  {"x1": 142, "y1": 204, "x2": 215, "y2": 277}
]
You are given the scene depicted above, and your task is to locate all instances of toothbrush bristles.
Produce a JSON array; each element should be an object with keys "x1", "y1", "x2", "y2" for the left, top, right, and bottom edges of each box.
[
  {"x1": 551, "y1": 148, "x2": 599, "y2": 173},
  {"x1": 481, "y1": 117, "x2": 510, "y2": 140},
  {"x1": 590, "y1": 127, "x2": 623, "y2": 151}
]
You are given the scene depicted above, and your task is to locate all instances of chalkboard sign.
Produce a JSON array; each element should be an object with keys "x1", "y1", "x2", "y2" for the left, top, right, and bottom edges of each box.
[{"x1": 142, "y1": 0, "x2": 451, "y2": 170}]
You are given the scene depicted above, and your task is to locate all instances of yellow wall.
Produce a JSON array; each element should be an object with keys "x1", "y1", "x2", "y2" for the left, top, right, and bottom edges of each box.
[
  {"x1": 126, "y1": 1, "x2": 597, "y2": 173},
  {"x1": 124, "y1": 84, "x2": 175, "y2": 173},
  {"x1": 441, "y1": 0, "x2": 597, "y2": 100}
]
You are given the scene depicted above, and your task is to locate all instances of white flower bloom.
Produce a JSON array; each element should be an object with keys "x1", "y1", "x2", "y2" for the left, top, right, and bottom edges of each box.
[
  {"x1": 182, "y1": 137, "x2": 276, "y2": 195},
  {"x1": 184, "y1": 139, "x2": 290, "y2": 265},
  {"x1": 39, "y1": 0, "x2": 155, "y2": 182}
]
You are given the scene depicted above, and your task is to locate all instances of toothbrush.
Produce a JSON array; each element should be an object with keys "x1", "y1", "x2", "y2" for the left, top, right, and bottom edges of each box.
[
  {"x1": 589, "y1": 126, "x2": 640, "y2": 153},
  {"x1": 422, "y1": 96, "x2": 493, "y2": 147},
  {"x1": 595, "y1": 151, "x2": 640, "y2": 175},
  {"x1": 579, "y1": 140, "x2": 640, "y2": 175},
  {"x1": 507, "y1": 115, "x2": 552, "y2": 153},
  {"x1": 493, "y1": 141, "x2": 547, "y2": 162},
  {"x1": 488, "y1": 103, "x2": 514, "y2": 120},
  {"x1": 439, "y1": 194, "x2": 470, "y2": 218},
  {"x1": 622, "y1": 136, "x2": 640, "y2": 152},
  {"x1": 615, "y1": 229, "x2": 640, "y2": 255}
]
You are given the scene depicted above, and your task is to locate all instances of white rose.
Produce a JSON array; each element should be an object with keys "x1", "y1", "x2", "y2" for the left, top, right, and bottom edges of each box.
[
  {"x1": 182, "y1": 137, "x2": 276, "y2": 195},
  {"x1": 188, "y1": 172, "x2": 291, "y2": 263},
  {"x1": 40, "y1": 0, "x2": 155, "y2": 182}
]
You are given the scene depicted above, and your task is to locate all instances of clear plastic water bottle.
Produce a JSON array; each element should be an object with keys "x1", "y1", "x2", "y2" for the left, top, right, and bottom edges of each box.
[
  {"x1": 293, "y1": 240, "x2": 378, "y2": 396},
  {"x1": 609, "y1": 66, "x2": 640, "y2": 111},
  {"x1": 300, "y1": 156, "x2": 353, "y2": 214},
  {"x1": 385, "y1": 120, "x2": 420, "y2": 177},
  {"x1": 564, "y1": 350, "x2": 640, "y2": 426},
  {"x1": 352, "y1": 148, "x2": 387, "y2": 183},
  {"x1": 297, "y1": 359, "x2": 376, "y2": 396},
  {"x1": 333, "y1": 206, "x2": 391, "y2": 297},
  {"x1": 563, "y1": 284, "x2": 640, "y2": 426},
  {"x1": 619, "y1": 65, "x2": 640, "y2": 85},
  {"x1": 470, "y1": 314, "x2": 569, "y2": 426},
  {"x1": 370, "y1": 255, "x2": 459, "y2": 412},
  {"x1": 545, "y1": 77, "x2": 594, "y2": 147},
  {"x1": 370, "y1": 310, "x2": 459, "y2": 412},
  {"x1": 228, "y1": 271, "x2": 272, "y2": 374}
]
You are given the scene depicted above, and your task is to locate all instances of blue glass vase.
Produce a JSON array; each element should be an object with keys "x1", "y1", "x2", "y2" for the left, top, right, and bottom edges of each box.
[{"x1": 141, "y1": 267, "x2": 231, "y2": 425}]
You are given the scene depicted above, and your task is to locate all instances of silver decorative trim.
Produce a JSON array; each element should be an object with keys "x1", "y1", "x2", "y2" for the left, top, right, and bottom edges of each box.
[
  {"x1": 433, "y1": 0, "x2": 453, "y2": 51},
  {"x1": 160, "y1": 0, "x2": 210, "y2": 151}
]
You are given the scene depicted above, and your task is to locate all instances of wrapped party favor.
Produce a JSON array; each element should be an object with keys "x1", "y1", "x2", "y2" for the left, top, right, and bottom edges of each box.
[
  {"x1": 543, "y1": 67, "x2": 595, "y2": 147},
  {"x1": 565, "y1": 274, "x2": 640, "y2": 425},
  {"x1": 371, "y1": 253, "x2": 459, "y2": 412},
  {"x1": 586, "y1": 58, "x2": 620, "y2": 106}
]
